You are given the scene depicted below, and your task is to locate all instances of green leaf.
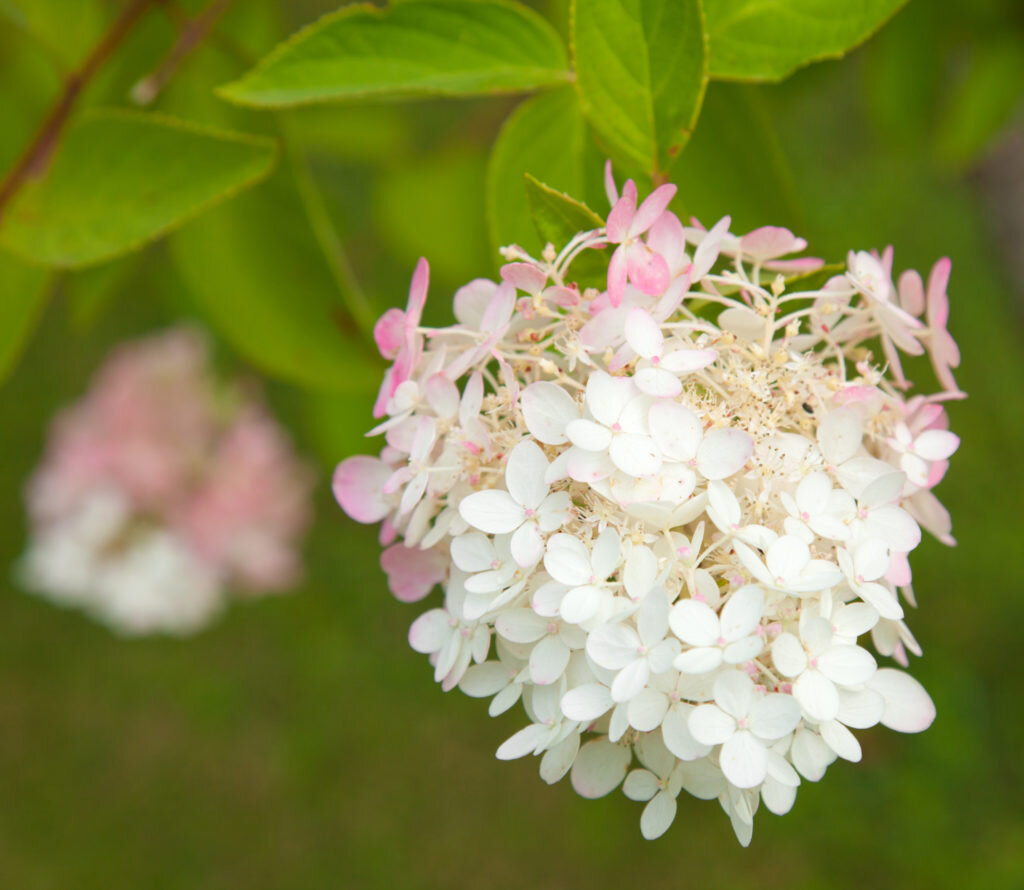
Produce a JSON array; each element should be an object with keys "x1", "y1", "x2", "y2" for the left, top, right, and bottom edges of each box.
[
  {"x1": 704, "y1": 0, "x2": 907, "y2": 82},
  {"x1": 671, "y1": 82, "x2": 804, "y2": 233},
  {"x1": 933, "y1": 40, "x2": 1024, "y2": 170},
  {"x1": 0, "y1": 110, "x2": 277, "y2": 268},
  {"x1": 486, "y1": 87, "x2": 590, "y2": 258},
  {"x1": 525, "y1": 174, "x2": 607, "y2": 286},
  {"x1": 218, "y1": 0, "x2": 569, "y2": 108},
  {"x1": 373, "y1": 148, "x2": 491, "y2": 292},
  {"x1": 571, "y1": 0, "x2": 707, "y2": 178},
  {"x1": 170, "y1": 164, "x2": 379, "y2": 393},
  {"x1": 0, "y1": 250, "x2": 50, "y2": 384},
  {"x1": 0, "y1": 0, "x2": 103, "y2": 67}
]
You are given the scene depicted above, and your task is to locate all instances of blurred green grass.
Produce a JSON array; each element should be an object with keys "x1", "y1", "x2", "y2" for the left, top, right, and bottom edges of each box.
[{"x1": 1, "y1": 1, "x2": 1024, "y2": 887}]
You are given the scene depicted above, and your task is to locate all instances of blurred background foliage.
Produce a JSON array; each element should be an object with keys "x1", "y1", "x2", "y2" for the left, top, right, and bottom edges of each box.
[{"x1": 1, "y1": 0, "x2": 1023, "y2": 887}]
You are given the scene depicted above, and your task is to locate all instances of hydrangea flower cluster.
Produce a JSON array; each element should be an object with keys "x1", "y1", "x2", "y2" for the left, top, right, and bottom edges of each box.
[
  {"x1": 334, "y1": 165, "x2": 962, "y2": 844},
  {"x1": 21, "y1": 328, "x2": 314, "y2": 636}
]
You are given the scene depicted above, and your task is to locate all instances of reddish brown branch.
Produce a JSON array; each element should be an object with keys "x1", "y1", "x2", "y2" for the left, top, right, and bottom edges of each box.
[{"x1": 0, "y1": 0, "x2": 160, "y2": 222}]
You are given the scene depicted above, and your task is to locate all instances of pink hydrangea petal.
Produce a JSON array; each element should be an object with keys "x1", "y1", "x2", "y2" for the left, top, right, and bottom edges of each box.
[
  {"x1": 380, "y1": 543, "x2": 447, "y2": 602},
  {"x1": 626, "y1": 243, "x2": 671, "y2": 296},
  {"x1": 333, "y1": 456, "x2": 393, "y2": 523}
]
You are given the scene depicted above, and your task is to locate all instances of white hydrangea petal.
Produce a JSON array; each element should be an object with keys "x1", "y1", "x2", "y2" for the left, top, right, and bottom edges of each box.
[
  {"x1": 796, "y1": 471, "x2": 832, "y2": 514},
  {"x1": 662, "y1": 704, "x2": 711, "y2": 760},
  {"x1": 688, "y1": 703, "x2": 735, "y2": 746},
  {"x1": 560, "y1": 585, "x2": 604, "y2": 625},
  {"x1": 570, "y1": 739, "x2": 631, "y2": 798},
  {"x1": 707, "y1": 479, "x2": 742, "y2": 531},
  {"x1": 624, "y1": 308, "x2": 663, "y2": 358},
  {"x1": 714, "y1": 669, "x2": 756, "y2": 719},
  {"x1": 561, "y1": 682, "x2": 613, "y2": 721},
  {"x1": 674, "y1": 646, "x2": 724, "y2": 674},
  {"x1": 521, "y1": 382, "x2": 577, "y2": 444},
  {"x1": 628, "y1": 689, "x2": 670, "y2": 731},
  {"x1": 586, "y1": 370, "x2": 634, "y2": 427},
  {"x1": 649, "y1": 401, "x2": 703, "y2": 461},
  {"x1": 790, "y1": 728, "x2": 836, "y2": 781},
  {"x1": 450, "y1": 532, "x2": 496, "y2": 573},
  {"x1": 510, "y1": 521, "x2": 544, "y2": 568},
  {"x1": 719, "y1": 306, "x2": 766, "y2": 340},
  {"x1": 495, "y1": 608, "x2": 548, "y2": 643},
  {"x1": 669, "y1": 598, "x2": 719, "y2": 647},
  {"x1": 720, "y1": 585, "x2": 764, "y2": 640},
  {"x1": 818, "y1": 407, "x2": 863, "y2": 465},
  {"x1": 459, "y1": 490, "x2": 524, "y2": 534},
  {"x1": 539, "y1": 733, "x2": 579, "y2": 784},
  {"x1": 855, "y1": 580, "x2": 904, "y2": 621},
  {"x1": 408, "y1": 609, "x2": 451, "y2": 654},
  {"x1": 869, "y1": 668, "x2": 936, "y2": 732},
  {"x1": 648, "y1": 638, "x2": 681, "y2": 674},
  {"x1": 566, "y1": 447, "x2": 615, "y2": 483},
  {"x1": 496, "y1": 723, "x2": 549, "y2": 760},
  {"x1": 761, "y1": 776, "x2": 798, "y2": 816},
  {"x1": 914, "y1": 429, "x2": 959, "y2": 460},
  {"x1": 536, "y1": 491, "x2": 572, "y2": 532},
  {"x1": 458, "y1": 662, "x2": 509, "y2": 697},
  {"x1": 659, "y1": 347, "x2": 717, "y2": 373},
  {"x1": 749, "y1": 693, "x2": 801, "y2": 740},
  {"x1": 505, "y1": 439, "x2": 550, "y2": 509},
  {"x1": 623, "y1": 768, "x2": 659, "y2": 802},
  {"x1": 794, "y1": 669, "x2": 840, "y2": 722},
  {"x1": 723, "y1": 635, "x2": 763, "y2": 665},
  {"x1": 771, "y1": 633, "x2": 808, "y2": 677},
  {"x1": 766, "y1": 749, "x2": 801, "y2": 787},
  {"x1": 566, "y1": 418, "x2": 613, "y2": 452},
  {"x1": 720, "y1": 730, "x2": 768, "y2": 789},
  {"x1": 640, "y1": 791, "x2": 678, "y2": 839},
  {"x1": 634, "y1": 366, "x2": 683, "y2": 398},
  {"x1": 544, "y1": 534, "x2": 593, "y2": 586},
  {"x1": 837, "y1": 688, "x2": 885, "y2": 729},
  {"x1": 832, "y1": 602, "x2": 880, "y2": 638},
  {"x1": 624, "y1": 545, "x2": 658, "y2": 601},
  {"x1": 860, "y1": 471, "x2": 906, "y2": 508},
  {"x1": 820, "y1": 719, "x2": 862, "y2": 762},
  {"x1": 587, "y1": 623, "x2": 639, "y2": 670},
  {"x1": 531, "y1": 580, "x2": 567, "y2": 617},
  {"x1": 609, "y1": 434, "x2": 662, "y2": 478},
  {"x1": 611, "y1": 658, "x2": 651, "y2": 703},
  {"x1": 489, "y1": 682, "x2": 523, "y2": 717},
  {"x1": 529, "y1": 634, "x2": 571, "y2": 685},
  {"x1": 817, "y1": 645, "x2": 876, "y2": 686},
  {"x1": 765, "y1": 535, "x2": 809, "y2": 582},
  {"x1": 696, "y1": 429, "x2": 753, "y2": 480},
  {"x1": 590, "y1": 528, "x2": 622, "y2": 579},
  {"x1": 867, "y1": 505, "x2": 921, "y2": 552},
  {"x1": 638, "y1": 587, "x2": 670, "y2": 646}
]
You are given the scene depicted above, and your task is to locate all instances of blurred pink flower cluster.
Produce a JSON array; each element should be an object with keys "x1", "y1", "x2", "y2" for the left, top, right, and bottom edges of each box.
[{"x1": 21, "y1": 328, "x2": 314, "y2": 635}]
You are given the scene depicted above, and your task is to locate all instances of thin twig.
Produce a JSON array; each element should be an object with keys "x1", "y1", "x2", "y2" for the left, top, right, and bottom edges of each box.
[
  {"x1": 131, "y1": 0, "x2": 235, "y2": 105},
  {"x1": 0, "y1": 0, "x2": 160, "y2": 222}
]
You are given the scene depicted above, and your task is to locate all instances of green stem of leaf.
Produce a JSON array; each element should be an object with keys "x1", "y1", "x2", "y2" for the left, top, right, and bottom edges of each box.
[{"x1": 279, "y1": 116, "x2": 376, "y2": 342}]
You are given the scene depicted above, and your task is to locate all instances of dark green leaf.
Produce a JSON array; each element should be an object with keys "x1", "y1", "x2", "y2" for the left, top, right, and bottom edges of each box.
[
  {"x1": 0, "y1": 110, "x2": 277, "y2": 268},
  {"x1": 219, "y1": 0, "x2": 569, "y2": 108},
  {"x1": 705, "y1": 0, "x2": 907, "y2": 82},
  {"x1": 571, "y1": 0, "x2": 707, "y2": 178}
]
